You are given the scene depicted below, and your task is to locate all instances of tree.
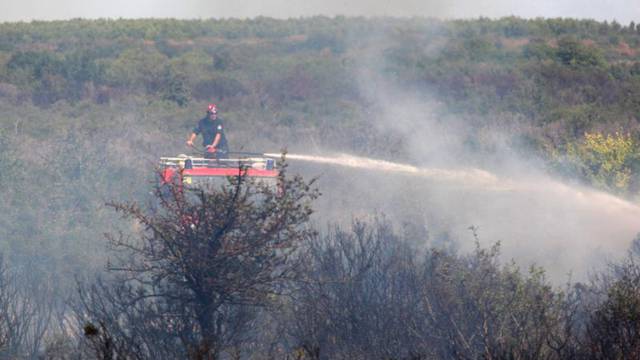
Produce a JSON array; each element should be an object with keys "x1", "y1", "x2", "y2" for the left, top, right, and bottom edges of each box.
[
  {"x1": 161, "y1": 66, "x2": 191, "y2": 106},
  {"x1": 584, "y1": 236, "x2": 640, "y2": 359},
  {"x1": 565, "y1": 131, "x2": 638, "y2": 194},
  {"x1": 77, "y1": 164, "x2": 318, "y2": 359},
  {"x1": 286, "y1": 223, "x2": 573, "y2": 359},
  {"x1": 0, "y1": 256, "x2": 55, "y2": 359},
  {"x1": 556, "y1": 37, "x2": 606, "y2": 68},
  {"x1": 286, "y1": 220, "x2": 427, "y2": 359}
]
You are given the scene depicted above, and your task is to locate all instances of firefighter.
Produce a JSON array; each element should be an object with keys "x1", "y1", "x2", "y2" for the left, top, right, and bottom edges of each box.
[{"x1": 186, "y1": 103, "x2": 229, "y2": 159}]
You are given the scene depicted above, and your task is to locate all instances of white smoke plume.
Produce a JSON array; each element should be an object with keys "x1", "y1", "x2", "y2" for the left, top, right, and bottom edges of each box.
[
  {"x1": 277, "y1": 29, "x2": 640, "y2": 283},
  {"x1": 284, "y1": 149, "x2": 640, "y2": 282}
]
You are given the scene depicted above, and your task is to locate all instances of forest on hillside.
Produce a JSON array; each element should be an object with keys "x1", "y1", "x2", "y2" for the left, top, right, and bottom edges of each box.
[
  {"x1": 3, "y1": 17, "x2": 640, "y2": 190},
  {"x1": 0, "y1": 17, "x2": 640, "y2": 358}
]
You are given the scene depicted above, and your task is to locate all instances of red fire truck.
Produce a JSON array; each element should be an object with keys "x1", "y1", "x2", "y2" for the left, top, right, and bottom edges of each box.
[{"x1": 159, "y1": 153, "x2": 279, "y2": 189}]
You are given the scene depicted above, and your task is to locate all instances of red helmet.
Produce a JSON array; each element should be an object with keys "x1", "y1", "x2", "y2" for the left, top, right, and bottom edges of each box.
[{"x1": 207, "y1": 103, "x2": 217, "y2": 114}]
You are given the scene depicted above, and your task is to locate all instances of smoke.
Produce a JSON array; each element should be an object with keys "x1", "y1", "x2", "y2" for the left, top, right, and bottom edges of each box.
[
  {"x1": 277, "y1": 27, "x2": 640, "y2": 283},
  {"x1": 285, "y1": 152, "x2": 640, "y2": 282}
]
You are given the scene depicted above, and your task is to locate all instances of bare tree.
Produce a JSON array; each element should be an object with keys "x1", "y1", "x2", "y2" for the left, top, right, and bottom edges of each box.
[
  {"x1": 0, "y1": 255, "x2": 57, "y2": 359},
  {"x1": 76, "y1": 165, "x2": 318, "y2": 359},
  {"x1": 286, "y1": 222, "x2": 574, "y2": 360},
  {"x1": 583, "y1": 235, "x2": 640, "y2": 359},
  {"x1": 419, "y1": 240, "x2": 570, "y2": 359},
  {"x1": 0, "y1": 256, "x2": 15, "y2": 355},
  {"x1": 285, "y1": 220, "x2": 432, "y2": 359}
]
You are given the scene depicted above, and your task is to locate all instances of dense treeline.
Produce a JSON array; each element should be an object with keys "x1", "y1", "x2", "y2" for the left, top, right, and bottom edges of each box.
[{"x1": 1, "y1": 16, "x2": 640, "y2": 358}]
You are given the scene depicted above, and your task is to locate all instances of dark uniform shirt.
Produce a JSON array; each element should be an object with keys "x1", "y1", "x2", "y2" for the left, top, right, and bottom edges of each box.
[{"x1": 193, "y1": 116, "x2": 228, "y2": 152}]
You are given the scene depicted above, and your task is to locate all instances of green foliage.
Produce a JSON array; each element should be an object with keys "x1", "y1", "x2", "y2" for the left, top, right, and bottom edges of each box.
[
  {"x1": 193, "y1": 75, "x2": 247, "y2": 100},
  {"x1": 556, "y1": 37, "x2": 607, "y2": 67},
  {"x1": 523, "y1": 38, "x2": 555, "y2": 60},
  {"x1": 559, "y1": 132, "x2": 639, "y2": 194},
  {"x1": 298, "y1": 30, "x2": 346, "y2": 53},
  {"x1": 161, "y1": 66, "x2": 190, "y2": 106},
  {"x1": 0, "y1": 17, "x2": 638, "y2": 128},
  {"x1": 104, "y1": 47, "x2": 167, "y2": 90},
  {"x1": 211, "y1": 47, "x2": 235, "y2": 71},
  {"x1": 7, "y1": 51, "x2": 61, "y2": 79}
]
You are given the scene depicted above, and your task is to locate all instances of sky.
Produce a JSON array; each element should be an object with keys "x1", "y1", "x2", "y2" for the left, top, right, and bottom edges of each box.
[{"x1": 0, "y1": 0, "x2": 638, "y2": 23}]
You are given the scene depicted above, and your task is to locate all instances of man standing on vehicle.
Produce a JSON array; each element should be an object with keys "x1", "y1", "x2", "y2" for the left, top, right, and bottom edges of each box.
[{"x1": 186, "y1": 103, "x2": 229, "y2": 159}]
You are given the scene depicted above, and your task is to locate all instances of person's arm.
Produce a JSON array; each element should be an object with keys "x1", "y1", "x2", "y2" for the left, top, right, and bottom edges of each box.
[
  {"x1": 187, "y1": 122, "x2": 200, "y2": 146},
  {"x1": 210, "y1": 133, "x2": 221, "y2": 148},
  {"x1": 186, "y1": 132, "x2": 197, "y2": 146}
]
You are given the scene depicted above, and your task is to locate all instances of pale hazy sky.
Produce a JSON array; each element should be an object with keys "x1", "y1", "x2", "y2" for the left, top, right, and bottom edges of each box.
[{"x1": 0, "y1": 0, "x2": 638, "y2": 23}]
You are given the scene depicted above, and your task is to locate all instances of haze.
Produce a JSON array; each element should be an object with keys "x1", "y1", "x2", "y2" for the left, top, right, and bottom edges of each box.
[{"x1": 0, "y1": 0, "x2": 638, "y2": 23}]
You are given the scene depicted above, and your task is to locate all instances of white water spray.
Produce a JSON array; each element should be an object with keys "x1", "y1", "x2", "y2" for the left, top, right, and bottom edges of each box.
[
  {"x1": 266, "y1": 152, "x2": 505, "y2": 189},
  {"x1": 270, "y1": 152, "x2": 640, "y2": 280},
  {"x1": 269, "y1": 152, "x2": 640, "y2": 214}
]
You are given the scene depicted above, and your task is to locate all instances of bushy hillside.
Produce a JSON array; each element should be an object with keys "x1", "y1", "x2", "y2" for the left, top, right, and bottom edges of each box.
[{"x1": 2, "y1": 17, "x2": 640, "y2": 184}]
